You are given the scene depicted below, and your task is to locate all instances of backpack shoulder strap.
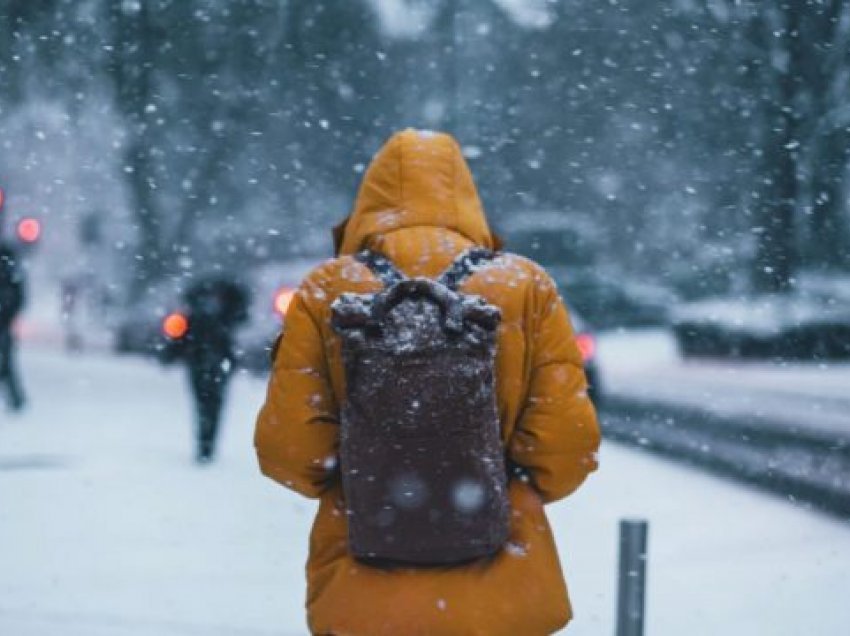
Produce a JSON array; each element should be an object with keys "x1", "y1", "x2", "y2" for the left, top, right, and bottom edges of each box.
[
  {"x1": 437, "y1": 248, "x2": 496, "y2": 291},
  {"x1": 354, "y1": 249, "x2": 406, "y2": 288}
]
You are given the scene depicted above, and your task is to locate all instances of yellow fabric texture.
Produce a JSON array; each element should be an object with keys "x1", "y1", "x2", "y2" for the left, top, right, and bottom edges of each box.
[{"x1": 255, "y1": 129, "x2": 601, "y2": 635}]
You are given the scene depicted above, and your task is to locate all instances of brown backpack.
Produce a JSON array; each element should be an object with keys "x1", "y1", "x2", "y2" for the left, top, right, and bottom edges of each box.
[{"x1": 331, "y1": 248, "x2": 510, "y2": 565}]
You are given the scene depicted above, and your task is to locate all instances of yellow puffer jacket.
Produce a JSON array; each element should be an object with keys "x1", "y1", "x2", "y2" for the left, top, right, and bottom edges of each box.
[{"x1": 255, "y1": 129, "x2": 600, "y2": 635}]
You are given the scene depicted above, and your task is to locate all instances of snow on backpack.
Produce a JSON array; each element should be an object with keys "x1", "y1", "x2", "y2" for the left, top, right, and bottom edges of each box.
[{"x1": 331, "y1": 248, "x2": 510, "y2": 565}]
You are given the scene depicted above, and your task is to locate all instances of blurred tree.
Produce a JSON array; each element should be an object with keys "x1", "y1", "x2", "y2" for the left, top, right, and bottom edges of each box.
[
  {"x1": 2, "y1": 0, "x2": 847, "y2": 303},
  {"x1": 748, "y1": 3, "x2": 804, "y2": 293},
  {"x1": 804, "y1": 0, "x2": 850, "y2": 272},
  {"x1": 0, "y1": 1, "x2": 64, "y2": 107},
  {"x1": 108, "y1": 0, "x2": 163, "y2": 287},
  {"x1": 702, "y1": 1, "x2": 850, "y2": 290}
]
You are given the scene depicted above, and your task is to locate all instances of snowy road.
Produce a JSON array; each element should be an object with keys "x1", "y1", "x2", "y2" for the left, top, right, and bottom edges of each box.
[{"x1": 2, "y1": 347, "x2": 850, "y2": 635}]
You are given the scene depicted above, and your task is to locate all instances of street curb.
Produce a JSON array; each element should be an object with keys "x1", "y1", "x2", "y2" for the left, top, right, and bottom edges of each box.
[{"x1": 600, "y1": 396, "x2": 850, "y2": 519}]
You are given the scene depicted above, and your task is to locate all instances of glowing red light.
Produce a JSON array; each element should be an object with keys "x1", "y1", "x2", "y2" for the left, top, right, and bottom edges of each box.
[
  {"x1": 274, "y1": 288, "x2": 295, "y2": 318},
  {"x1": 17, "y1": 217, "x2": 41, "y2": 243},
  {"x1": 575, "y1": 333, "x2": 596, "y2": 362},
  {"x1": 163, "y1": 312, "x2": 189, "y2": 339},
  {"x1": 0, "y1": 187, "x2": 5, "y2": 211}
]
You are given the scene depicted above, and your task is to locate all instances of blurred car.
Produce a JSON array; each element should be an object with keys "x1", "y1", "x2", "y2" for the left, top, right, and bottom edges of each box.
[
  {"x1": 496, "y1": 210, "x2": 600, "y2": 270},
  {"x1": 569, "y1": 308, "x2": 603, "y2": 406},
  {"x1": 498, "y1": 211, "x2": 676, "y2": 328},
  {"x1": 234, "y1": 260, "x2": 316, "y2": 375},
  {"x1": 550, "y1": 267, "x2": 676, "y2": 329},
  {"x1": 111, "y1": 260, "x2": 316, "y2": 368},
  {"x1": 111, "y1": 278, "x2": 183, "y2": 356}
]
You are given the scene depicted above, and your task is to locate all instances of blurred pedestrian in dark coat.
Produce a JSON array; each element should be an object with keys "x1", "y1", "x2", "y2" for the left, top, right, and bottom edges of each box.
[
  {"x1": 163, "y1": 277, "x2": 250, "y2": 463},
  {"x1": 0, "y1": 241, "x2": 25, "y2": 411}
]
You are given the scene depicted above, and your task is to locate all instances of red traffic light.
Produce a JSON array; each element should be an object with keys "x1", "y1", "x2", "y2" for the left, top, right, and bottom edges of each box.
[
  {"x1": 17, "y1": 217, "x2": 41, "y2": 243},
  {"x1": 575, "y1": 332, "x2": 596, "y2": 363},
  {"x1": 163, "y1": 312, "x2": 189, "y2": 339},
  {"x1": 274, "y1": 287, "x2": 295, "y2": 318}
]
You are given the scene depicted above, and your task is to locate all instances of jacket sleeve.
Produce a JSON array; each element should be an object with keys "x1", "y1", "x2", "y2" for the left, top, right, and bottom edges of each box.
[
  {"x1": 508, "y1": 274, "x2": 601, "y2": 503},
  {"x1": 254, "y1": 278, "x2": 339, "y2": 498}
]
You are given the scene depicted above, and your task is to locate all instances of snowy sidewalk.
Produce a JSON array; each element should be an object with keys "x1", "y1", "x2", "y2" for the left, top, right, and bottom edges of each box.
[
  {"x1": 596, "y1": 329, "x2": 850, "y2": 438},
  {"x1": 1, "y1": 347, "x2": 849, "y2": 635}
]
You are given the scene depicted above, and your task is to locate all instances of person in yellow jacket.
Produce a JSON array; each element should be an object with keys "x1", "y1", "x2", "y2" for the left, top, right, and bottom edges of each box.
[{"x1": 255, "y1": 129, "x2": 600, "y2": 635}]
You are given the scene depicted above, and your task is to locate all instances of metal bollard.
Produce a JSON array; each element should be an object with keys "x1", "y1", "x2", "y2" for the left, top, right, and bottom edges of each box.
[{"x1": 616, "y1": 519, "x2": 648, "y2": 636}]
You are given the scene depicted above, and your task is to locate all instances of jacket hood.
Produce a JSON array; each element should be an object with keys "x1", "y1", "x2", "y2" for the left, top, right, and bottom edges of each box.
[{"x1": 334, "y1": 129, "x2": 500, "y2": 255}]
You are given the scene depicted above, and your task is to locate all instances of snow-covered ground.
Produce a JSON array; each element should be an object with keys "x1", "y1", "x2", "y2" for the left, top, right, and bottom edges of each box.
[
  {"x1": 2, "y1": 346, "x2": 850, "y2": 635},
  {"x1": 596, "y1": 329, "x2": 850, "y2": 436}
]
